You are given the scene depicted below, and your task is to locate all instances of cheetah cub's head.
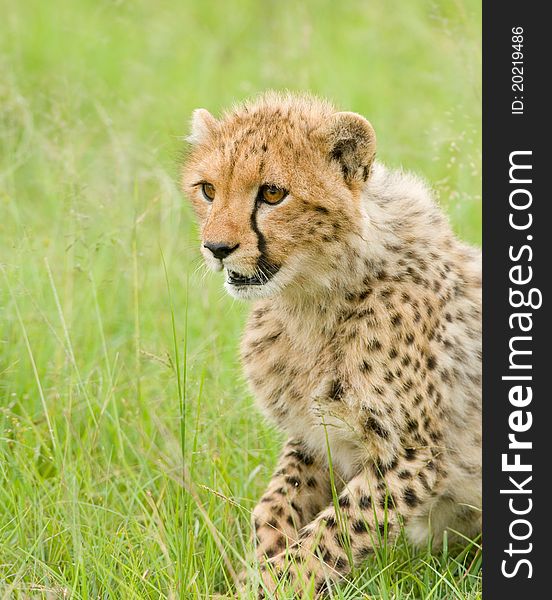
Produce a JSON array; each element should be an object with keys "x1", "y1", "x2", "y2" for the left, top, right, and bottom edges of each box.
[{"x1": 182, "y1": 92, "x2": 376, "y2": 300}]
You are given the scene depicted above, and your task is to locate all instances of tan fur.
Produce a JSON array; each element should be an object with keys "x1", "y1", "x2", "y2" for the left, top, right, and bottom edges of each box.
[{"x1": 183, "y1": 92, "x2": 481, "y2": 596}]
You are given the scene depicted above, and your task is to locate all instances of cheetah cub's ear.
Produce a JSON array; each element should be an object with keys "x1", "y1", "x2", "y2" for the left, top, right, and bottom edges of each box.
[
  {"x1": 187, "y1": 108, "x2": 218, "y2": 145},
  {"x1": 316, "y1": 111, "x2": 376, "y2": 187}
]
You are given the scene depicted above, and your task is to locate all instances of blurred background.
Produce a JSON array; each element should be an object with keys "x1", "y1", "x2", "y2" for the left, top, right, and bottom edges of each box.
[{"x1": 0, "y1": 1, "x2": 481, "y2": 598}]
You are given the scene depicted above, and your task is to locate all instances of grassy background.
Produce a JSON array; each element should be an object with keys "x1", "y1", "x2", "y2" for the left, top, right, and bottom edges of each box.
[{"x1": 0, "y1": 0, "x2": 481, "y2": 598}]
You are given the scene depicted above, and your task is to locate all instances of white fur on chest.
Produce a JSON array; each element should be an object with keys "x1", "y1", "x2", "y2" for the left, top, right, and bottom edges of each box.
[
  {"x1": 286, "y1": 412, "x2": 364, "y2": 481},
  {"x1": 256, "y1": 371, "x2": 365, "y2": 481}
]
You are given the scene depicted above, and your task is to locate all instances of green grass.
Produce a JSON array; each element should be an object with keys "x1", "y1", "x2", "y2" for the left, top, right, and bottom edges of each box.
[{"x1": 0, "y1": 0, "x2": 481, "y2": 597}]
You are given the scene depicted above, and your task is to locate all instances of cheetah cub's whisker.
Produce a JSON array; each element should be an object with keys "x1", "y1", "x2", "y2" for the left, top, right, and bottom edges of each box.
[{"x1": 183, "y1": 91, "x2": 481, "y2": 596}]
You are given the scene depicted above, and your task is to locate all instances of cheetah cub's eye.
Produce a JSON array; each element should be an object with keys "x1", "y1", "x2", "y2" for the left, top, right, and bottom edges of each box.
[
  {"x1": 200, "y1": 182, "x2": 216, "y2": 202},
  {"x1": 260, "y1": 184, "x2": 288, "y2": 205}
]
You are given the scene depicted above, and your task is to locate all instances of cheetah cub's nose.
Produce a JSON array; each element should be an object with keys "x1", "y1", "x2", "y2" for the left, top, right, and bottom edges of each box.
[{"x1": 203, "y1": 241, "x2": 239, "y2": 260}]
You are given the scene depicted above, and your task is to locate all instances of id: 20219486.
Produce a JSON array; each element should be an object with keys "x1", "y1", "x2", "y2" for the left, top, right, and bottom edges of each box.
[{"x1": 511, "y1": 26, "x2": 524, "y2": 115}]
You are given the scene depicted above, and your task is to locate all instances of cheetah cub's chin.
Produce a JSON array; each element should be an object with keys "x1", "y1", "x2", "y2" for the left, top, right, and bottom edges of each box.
[{"x1": 183, "y1": 92, "x2": 481, "y2": 597}]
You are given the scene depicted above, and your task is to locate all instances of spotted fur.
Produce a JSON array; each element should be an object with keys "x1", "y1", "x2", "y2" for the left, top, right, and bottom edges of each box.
[{"x1": 183, "y1": 92, "x2": 481, "y2": 596}]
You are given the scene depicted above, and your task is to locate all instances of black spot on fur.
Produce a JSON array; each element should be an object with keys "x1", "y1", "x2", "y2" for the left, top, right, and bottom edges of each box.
[
  {"x1": 334, "y1": 531, "x2": 348, "y2": 548},
  {"x1": 338, "y1": 494, "x2": 350, "y2": 508},
  {"x1": 315, "y1": 580, "x2": 329, "y2": 595},
  {"x1": 288, "y1": 448, "x2": 315, "y2": 466},
  {"x1": 360, "y1": 360, "x2": 373, "y2": 373},
  {"x1": 403, "y1": 487, "x2": 419, "y2": 507},
  {"x1": 358, "y1": 288, "x2": 373, "y2": 301},
  {"x1": 430, "y1": 430, "x2": 443, "y2": 443},
  {"x1": 375, "y1": 267, "x2": 387, "y2": 280},
  {"x1": 365, "y1": 416, "x2": 390, "y2": 439},
  {"x1": 329, "y1": 380, "x2": 345, "y2": 401},
  {"x1": 324, "y1": 515, "x2": 337, "y2": 529},
  {"x1": 379, "y1": 494, "x2": 395, "y2": 510},
  {"x1": 366, "y1": 338, "x2": 382, "y2": 351},
  {"x1": 405, "y1": 447, "x2": 417, "y2": 461},
  {"x1": 406, "y1": 418, "x2": 418, "y2": 433},
  {"x1": 253, "y1": 307, "x2": 268, "y2": 321},
  {"x1": 352, "y1": 519, "x2": 369, "y2": 534},
  {"x1": 403, "y1": 379, "x2": 414, "y2": 392},
  {"x1": 359, "y1": 495, "x2": 372, "y2": 509},
  {"x1": 317, "y1": 544, "x2": 332, "y2": 563},
  {"x1": 335, "y1": 556, "x2": 348, "y2": 572},
  {"x1": 355, "y1": 306, "x2": 376, "y2": 319}
]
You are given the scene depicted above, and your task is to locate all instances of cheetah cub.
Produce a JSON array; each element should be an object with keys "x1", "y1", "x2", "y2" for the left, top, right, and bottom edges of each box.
[{"x1": 183, "y1": 92, "x2": 481, "y2": 596}]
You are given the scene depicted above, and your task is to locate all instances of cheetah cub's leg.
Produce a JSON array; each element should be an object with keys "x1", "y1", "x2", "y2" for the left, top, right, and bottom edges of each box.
[
  {"x1": 251, "y1": 439, "x2": 332, "y2": 562},
  {"x1": 261, "y1": 453, "x2": 439, "y2": 596}
]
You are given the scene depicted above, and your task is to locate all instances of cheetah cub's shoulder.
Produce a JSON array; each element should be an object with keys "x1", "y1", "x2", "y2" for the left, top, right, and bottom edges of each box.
[{"x1": 183, "y1": 91, "x2": 481, "y2": 595}]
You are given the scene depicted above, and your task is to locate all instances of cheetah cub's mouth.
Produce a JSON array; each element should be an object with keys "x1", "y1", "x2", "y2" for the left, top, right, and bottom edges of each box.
[
  {"x1": 227, "y1": 270, "x2": 264, "y2": 286},
  {"x1": 226, "y1": 265, "x2": 279, "y2": 287}
]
